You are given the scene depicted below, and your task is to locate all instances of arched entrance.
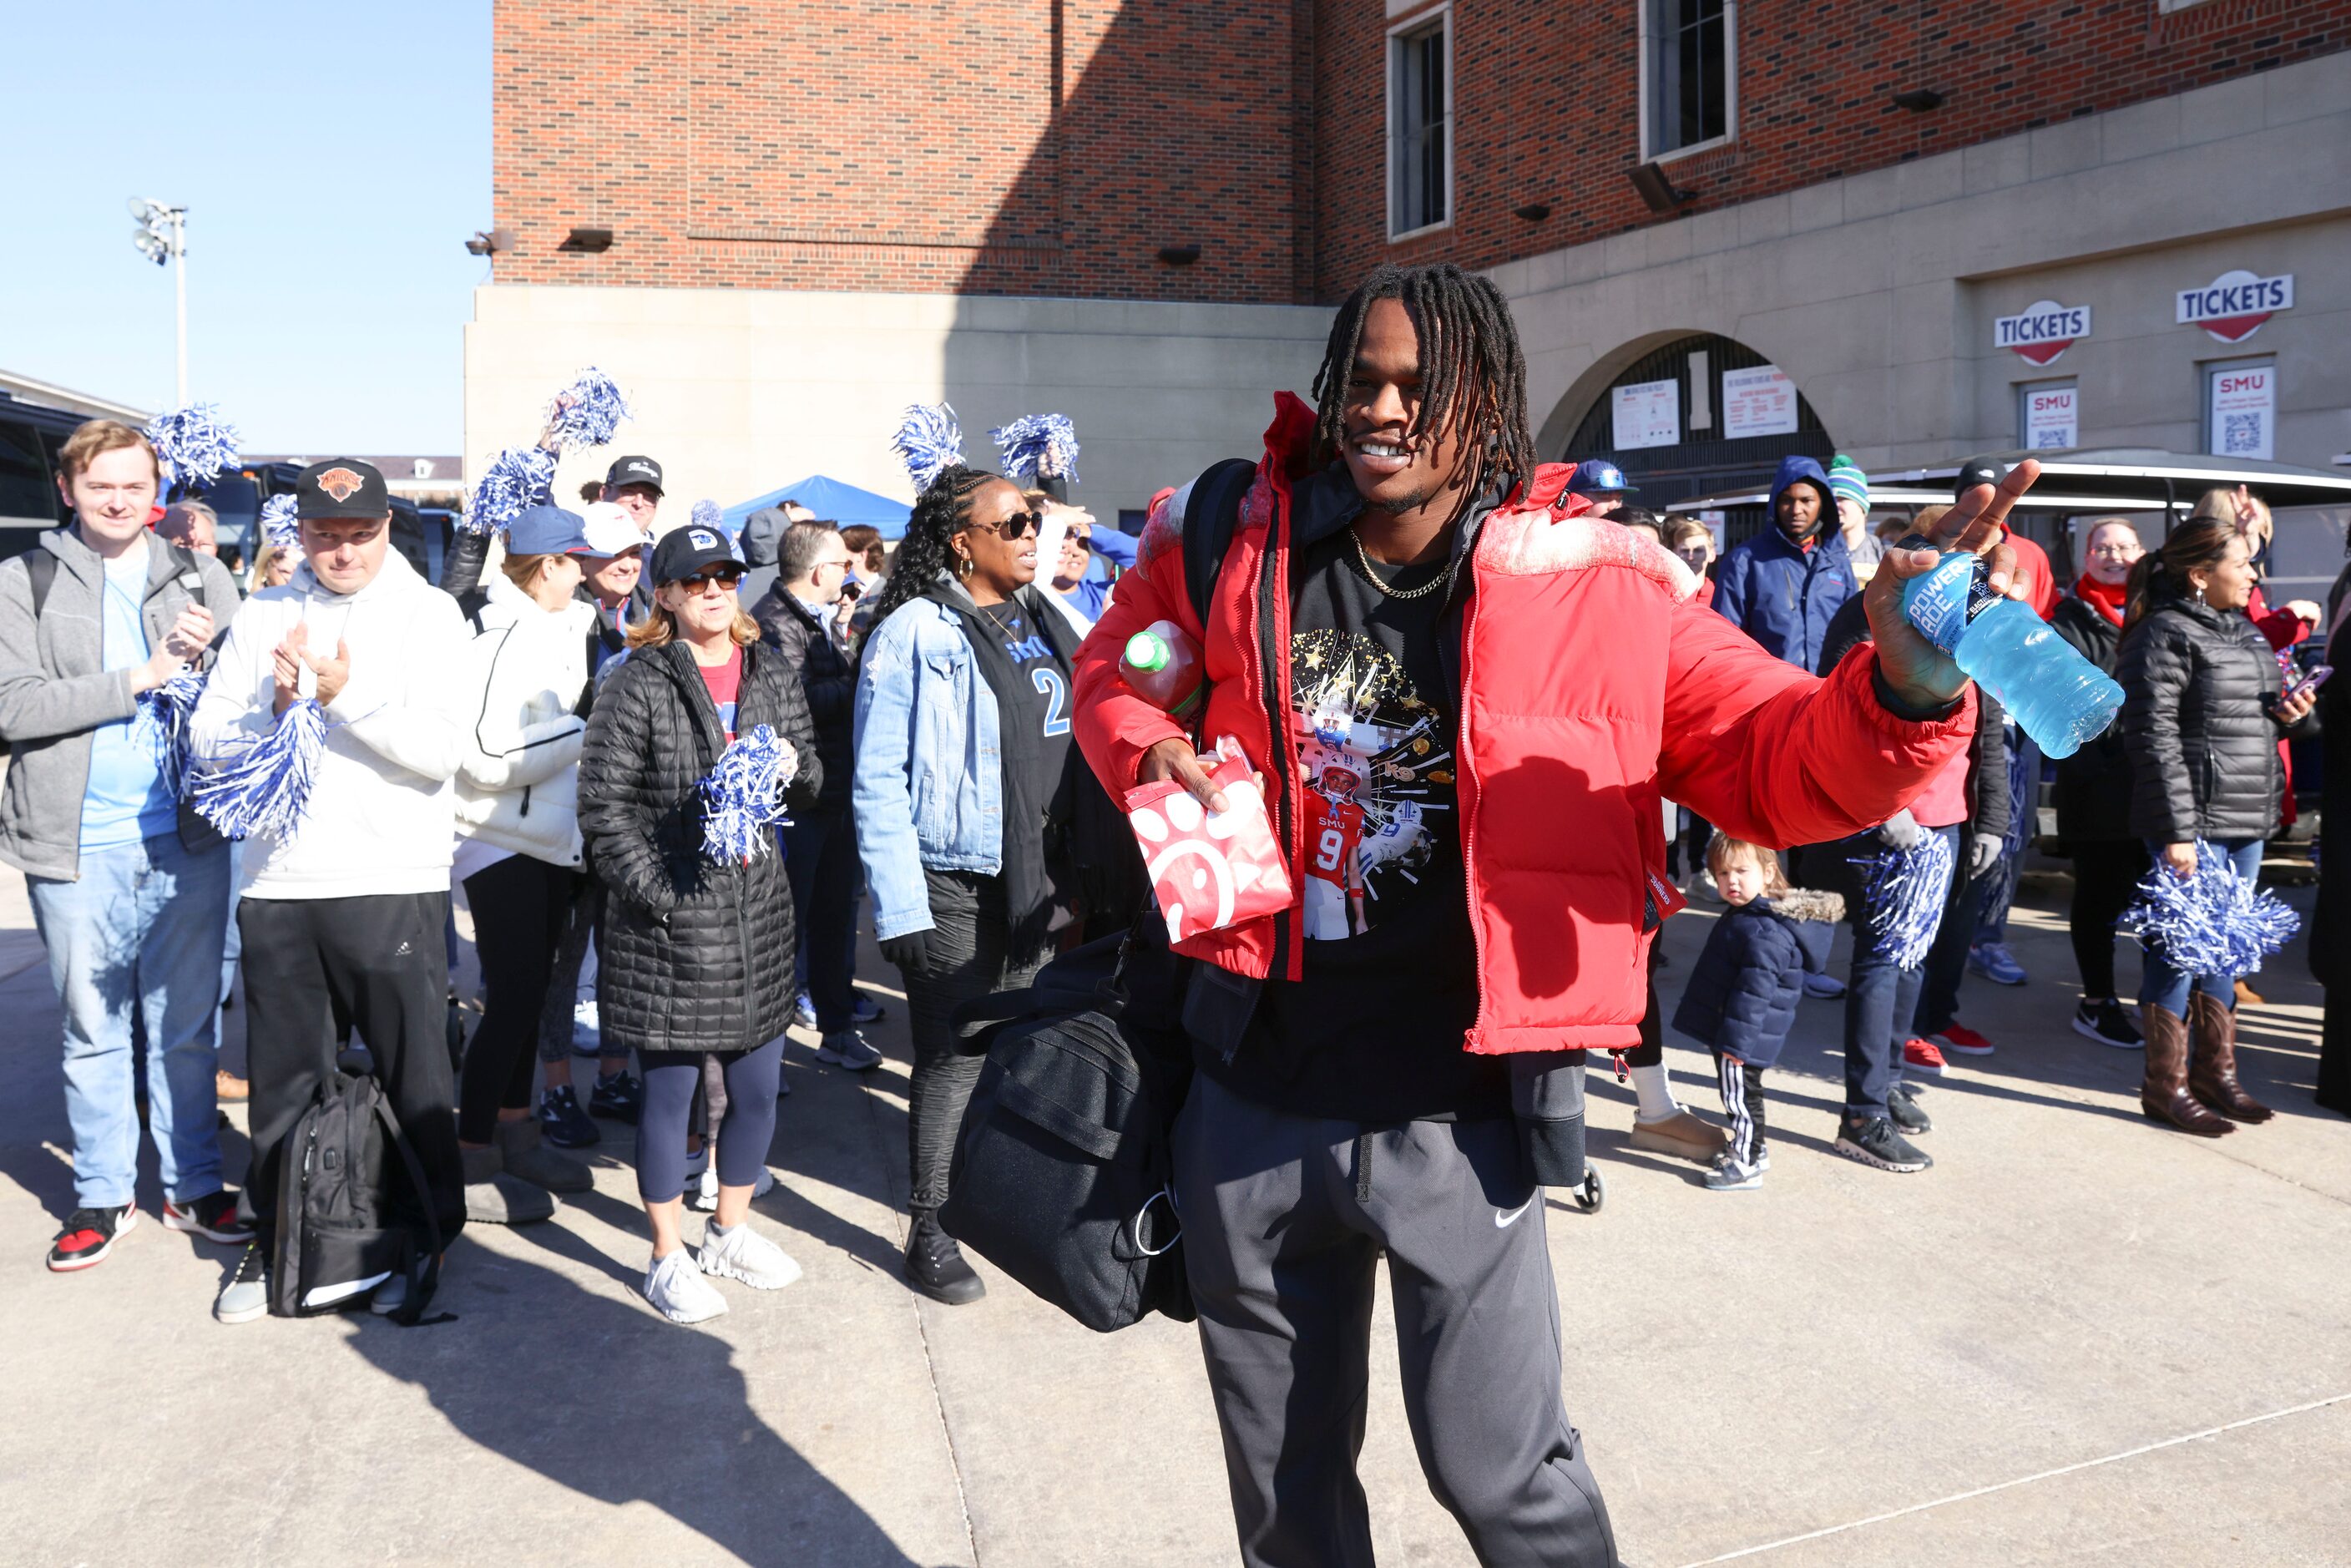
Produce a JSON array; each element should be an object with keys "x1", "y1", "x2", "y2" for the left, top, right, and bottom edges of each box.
[{"x1": 1554, "y1": 333, "x2": 1833, "y2": 509}]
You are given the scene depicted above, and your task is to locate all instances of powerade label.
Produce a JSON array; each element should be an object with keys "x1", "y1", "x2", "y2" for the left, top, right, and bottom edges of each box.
[{"x1": 1904, "y1": 553, "x2": 1999, "y2": 655}]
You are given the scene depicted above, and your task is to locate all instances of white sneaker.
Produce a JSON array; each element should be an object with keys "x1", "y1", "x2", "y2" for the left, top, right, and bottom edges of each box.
[
  {"x1": 700, "y1": 1220, "x2": 803, "y2": 1291},
  {"x1": 815, "y1": 1029, "x2": 883, "y2": 1071},
  {"x1": 643, "y1": 1248, "x2": 730, "y2": 1324},
  {"x1": 689, "y1": 1163, "x2": 776, "y2": 1211}
]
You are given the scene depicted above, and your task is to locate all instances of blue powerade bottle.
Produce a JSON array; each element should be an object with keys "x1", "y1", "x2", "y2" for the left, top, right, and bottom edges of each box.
[{"x1": 1900, "y1": 544, "x2": 2121, "y2": 759}]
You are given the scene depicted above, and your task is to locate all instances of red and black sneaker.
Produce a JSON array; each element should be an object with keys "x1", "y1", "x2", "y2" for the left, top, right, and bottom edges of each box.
[
  {"x1": 163, "y1": 1190, "x2": 255, "y2": 1245},
  {"x1": 47, "y1": 1204, "x2": 138, "y2": 1272}
]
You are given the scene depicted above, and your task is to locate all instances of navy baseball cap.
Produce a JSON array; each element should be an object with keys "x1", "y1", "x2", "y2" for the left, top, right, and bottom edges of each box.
[
  {"x1": 1570, "y1": 459, "x2": 1638, "y2": 494},
  {"x1": 295, "y1": 458, "x2": 390, "y2": 520},
  {"x1": 506, "y1": 503, "x2": 596, "y2": 556},
  {"x1": 648, "y1": 520, "x2": 744, "y2": 585}
]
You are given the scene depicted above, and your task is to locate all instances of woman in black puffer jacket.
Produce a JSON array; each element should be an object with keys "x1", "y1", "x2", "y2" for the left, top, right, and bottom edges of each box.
[
  {"x1": 2116, "y1": 519, "x2": 2319, "y2": 1139},
  {"x1": 578, "y1": 526, "x2": 822, "y2": 1325}
]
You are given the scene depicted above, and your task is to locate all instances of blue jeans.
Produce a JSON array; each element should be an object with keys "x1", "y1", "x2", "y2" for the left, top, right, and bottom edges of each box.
[
  {"x1": 219, "y1": 838, "x2": 244, "y2": 1007},
  {"x1": 2140, "y1": 837, "x2": 2263, "y2": 1018},
  {"x1": 1843, "y1": 825, "x2": 1959, "y2": 1118},
  {"x1": 28, "y1": 831, "x2": 233, "y2": 1208}
]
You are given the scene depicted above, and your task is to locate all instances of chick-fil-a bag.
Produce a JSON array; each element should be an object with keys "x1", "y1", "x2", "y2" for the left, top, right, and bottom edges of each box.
[{"x1": 1125, "y1": 744, "x2": 1292, "y2": 943}]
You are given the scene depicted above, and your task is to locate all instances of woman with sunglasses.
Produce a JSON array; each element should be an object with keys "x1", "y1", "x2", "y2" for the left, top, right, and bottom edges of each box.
[
  {"x1": 576, "y1": 524, "x2": 823, "y2": 1324},
  {"x1": 853, "y1": 430, "x2": 1082, "y2": 1305}
]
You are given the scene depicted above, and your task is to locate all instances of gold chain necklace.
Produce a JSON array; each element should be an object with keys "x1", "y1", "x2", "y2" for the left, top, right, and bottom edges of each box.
[{"x1": 1350, "y1": 526, "x2": 1453, "y2": 600}]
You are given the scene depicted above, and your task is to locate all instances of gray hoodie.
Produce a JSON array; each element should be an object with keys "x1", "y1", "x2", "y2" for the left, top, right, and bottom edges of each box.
[
  {"x1": 736, "y1": 505, "x2": 791, "y2": 610},
  {"x1": 0, "y1": 528, "x2": 240, "y2": 881}
]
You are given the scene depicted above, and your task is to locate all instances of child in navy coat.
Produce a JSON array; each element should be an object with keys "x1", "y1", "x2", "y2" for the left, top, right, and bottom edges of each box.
[{"x1": 1671, "y1": 835, "x2": 1844, "y2": 1190}]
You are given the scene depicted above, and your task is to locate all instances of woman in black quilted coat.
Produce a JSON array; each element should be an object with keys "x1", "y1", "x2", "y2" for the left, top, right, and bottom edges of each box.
[
  {"x1": 2116, "y1": 519, "x2": 2318, "y2": 1140},
  {"x1": 578, "y1": 526, "x2": 822, "y2": 1324}
]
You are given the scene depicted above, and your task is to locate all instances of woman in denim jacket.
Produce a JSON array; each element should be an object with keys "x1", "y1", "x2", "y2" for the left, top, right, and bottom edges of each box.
[{"x1": 852, "y1": 448, "x2": 1079, "y2": 1307}]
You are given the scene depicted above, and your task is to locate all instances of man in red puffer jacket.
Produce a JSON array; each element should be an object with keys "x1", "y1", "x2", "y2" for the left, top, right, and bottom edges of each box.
[{"x1": 1073, "y1": 262, "x2": 2035, "y2": 1567}]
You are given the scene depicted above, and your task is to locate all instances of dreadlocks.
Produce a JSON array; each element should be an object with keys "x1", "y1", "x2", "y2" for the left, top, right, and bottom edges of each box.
[
  {"x1": 1309, "y1": 262, "x2": 1534, "y2": 493},
  {"x1": 866, "y1": 466, "x2": 1000, "y2": 629}
]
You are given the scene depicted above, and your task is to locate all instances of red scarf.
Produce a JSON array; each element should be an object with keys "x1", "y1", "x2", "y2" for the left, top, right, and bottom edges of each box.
[{"x1": 2075, "y1": 573, "x2": 2127, "y2": 627}]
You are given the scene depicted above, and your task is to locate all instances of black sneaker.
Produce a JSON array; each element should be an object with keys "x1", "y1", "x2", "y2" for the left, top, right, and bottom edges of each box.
[
  {"x1": 589, "y1": 1070, "x2": 644, "y2": 1125},
  {"x1": 904, "y1": 1211, "x2": 985, "y2": 1305},
  {"x1": 2071, "y1": 999, "x2": 2143, "y2": 1050},
  {"x1": 852, "y1": 993, "x2": 887, "y2": 1025},
  {"x1": 538, "y1": 1085, "x2": 603, "y2": 1148},
  {"x1": 1835, "y1": 1115, "x2": 1934, "y2": 1173},
  {"x1": 164, "y1": 1190, "x2": 255, "y2": 1244},
  {"x1": 1888, "y1": 1084, "x2": 1934, "y2": 1136},
  {"x1": 48, "y1": 1203, "x2": 138, "y2": 1272}
]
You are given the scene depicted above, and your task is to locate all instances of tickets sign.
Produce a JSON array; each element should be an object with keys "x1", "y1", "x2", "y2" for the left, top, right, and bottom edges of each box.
[
  {"x1": 1993, "y1": 301, "x2": 2091, "y2": 366},
  {"x1": 2177, "y1": 271, "x2": 2293, "y2": 343}
]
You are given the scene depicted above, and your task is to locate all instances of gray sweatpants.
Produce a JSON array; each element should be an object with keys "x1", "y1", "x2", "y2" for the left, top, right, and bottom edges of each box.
[{"x1": 1176, "y1": 1075, "x2": 1618, "y2": 1568}]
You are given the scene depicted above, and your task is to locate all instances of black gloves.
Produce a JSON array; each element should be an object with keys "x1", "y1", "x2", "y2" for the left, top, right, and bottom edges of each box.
[
  {"x1": 879, "y1": 929, "x2": 934, "y2": 978},
  {"x1": 1966, "y1": 832, "x2": 2003, "y2": 879}
]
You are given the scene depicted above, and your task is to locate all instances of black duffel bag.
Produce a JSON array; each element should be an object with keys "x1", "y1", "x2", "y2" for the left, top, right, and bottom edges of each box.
[{"x1": 941, "y1": 923, "x2": 1195, "y2": 1333}]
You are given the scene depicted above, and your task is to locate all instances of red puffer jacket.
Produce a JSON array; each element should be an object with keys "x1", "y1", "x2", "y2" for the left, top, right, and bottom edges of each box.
[{"x1": 1073, "y1": 395, "x2": 1976, "y2": 1054}]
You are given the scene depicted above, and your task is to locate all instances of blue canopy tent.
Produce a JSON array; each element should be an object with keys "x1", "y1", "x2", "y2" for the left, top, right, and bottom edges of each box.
[{"x1": 721, "y1": 474, "x2": 913, "y2": 540}]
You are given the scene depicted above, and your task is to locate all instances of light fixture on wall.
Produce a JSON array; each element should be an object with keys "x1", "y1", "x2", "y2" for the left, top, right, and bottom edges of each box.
[
  {"x1": 464, "y1": 228, "x2": 513, "y2": 257},
  {"x1": 1157, "y1": 244, "x2": 1201, "y2": 266},
  {"x1": 559, "y1": 227, "x2": 614, "y2": 254},
  {"x1": 1892, "y1": 89, "x2": 1945, "y2": 112},
  {"x1": 1514, "y1": 201, "x2": 1553, "y2": 222},
  {"x1": 1626, "y1": 163, "x2": 1696, "y2": 214}
]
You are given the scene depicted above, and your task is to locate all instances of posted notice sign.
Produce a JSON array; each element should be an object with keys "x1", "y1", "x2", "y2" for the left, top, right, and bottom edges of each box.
[
  {"x1": 2208, "y1": 363, "x2": 2275, "y2": 462},
  {"x1": 1994, "y1": 301, "x2": 2091, "y2": 365},
  {"x1": 1722, "y1": 364, "x2": 1797, "y2": 438},
  {"x1": 2023, "y1": 384, "x2": 2078, "y2": 449},
  {"x1": 1610, "y1": 378, "x2": 1681, "y2": 451}
]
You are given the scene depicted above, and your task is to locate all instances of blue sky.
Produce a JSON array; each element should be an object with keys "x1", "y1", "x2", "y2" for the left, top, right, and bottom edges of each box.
[{"x1": 3, "y1": 3, "x2": 488, "y2": 453}]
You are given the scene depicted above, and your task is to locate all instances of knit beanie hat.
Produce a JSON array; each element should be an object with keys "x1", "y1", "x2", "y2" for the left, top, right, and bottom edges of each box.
[{"x1": 1828, "y1": 453, "x2": 1869, "y2": 515}]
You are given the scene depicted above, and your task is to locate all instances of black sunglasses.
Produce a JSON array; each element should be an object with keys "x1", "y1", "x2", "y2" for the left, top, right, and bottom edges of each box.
[
  {"x1": 968, "y1": 509, "x2": 1042, "y2": 541},
  {"x1": 675, "y1": 565, "x2": 746, "y2": 592}
]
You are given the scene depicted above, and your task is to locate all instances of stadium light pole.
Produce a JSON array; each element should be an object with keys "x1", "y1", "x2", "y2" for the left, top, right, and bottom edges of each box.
[{"x1": 129, "y1": 198, "x2": 189, "y2": 405}]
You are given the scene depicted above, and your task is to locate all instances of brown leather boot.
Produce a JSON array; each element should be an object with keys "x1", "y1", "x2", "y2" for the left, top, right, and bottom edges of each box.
[
  {"x1": 2141, "y1": 1004, "x2": 2234, "y2": 1136},
  {"x1": 2188, "y1": 990, "x2": 2274, "y2": 1123}
]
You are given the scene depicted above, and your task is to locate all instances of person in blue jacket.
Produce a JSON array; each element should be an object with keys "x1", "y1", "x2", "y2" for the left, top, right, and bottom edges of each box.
[
  {"x1": 1711, "y1": 455, "x2": 1858, "y2": 671},
  {"x1": 1671, "y1": 833, "x2": 1845, "y2": 1191}
]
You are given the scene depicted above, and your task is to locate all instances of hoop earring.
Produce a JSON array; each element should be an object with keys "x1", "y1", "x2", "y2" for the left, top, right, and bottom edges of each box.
[{"x1": 957, "y1": 553, "x2": 975, "y2": 579}]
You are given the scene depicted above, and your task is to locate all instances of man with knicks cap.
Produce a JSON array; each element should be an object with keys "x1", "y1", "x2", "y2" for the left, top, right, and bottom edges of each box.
[{"x1": 193, "y1": 458, "x2": 478, "y2": 1324}]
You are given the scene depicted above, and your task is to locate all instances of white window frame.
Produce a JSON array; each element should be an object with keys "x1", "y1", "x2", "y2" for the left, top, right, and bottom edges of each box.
[
  {"x1": 1385, "y1": 5, "x2": 1454, "y2": 242},
  {"x1": 1639, "y1": 0, "x2": 1739, "y2": 164}
]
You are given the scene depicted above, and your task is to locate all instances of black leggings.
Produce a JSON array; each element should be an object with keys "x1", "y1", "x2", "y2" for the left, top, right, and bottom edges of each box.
[
  {"x1": 902, "y1": 868, "x2": 1046, "y2": 1214},
  {"x1": 635, "y1": 1038, "x2": 783, "y2": 1203},
  {"x1": 458, "y1": 855, "x2": 582, "y2": 1144},
  {"x1": 2069, "y1": 840, "x2": 2150, "y2": 1000}
]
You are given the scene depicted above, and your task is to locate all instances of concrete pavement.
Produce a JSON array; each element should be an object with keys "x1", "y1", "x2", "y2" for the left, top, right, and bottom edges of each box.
[{"x1": 1, "y1": 863, "x2": 2345, "y2": 1567}]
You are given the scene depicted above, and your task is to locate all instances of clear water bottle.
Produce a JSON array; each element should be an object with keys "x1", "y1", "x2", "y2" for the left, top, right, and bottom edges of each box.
[
  {"x1": 1120, "y1": 620, "x2": 1205, "y2": 717},
  {"x1": 1901, "y1": 549, "x2": 2121, "y2": 759}
]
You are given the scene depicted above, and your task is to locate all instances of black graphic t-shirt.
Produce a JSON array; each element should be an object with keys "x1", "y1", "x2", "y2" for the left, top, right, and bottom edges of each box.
[
  {"x1": 1205, "y1": 527, "x2": 1501, "y2": 1122},
  {"x1": 975, "y1": 598, "x2": 1074, "y2": 815}
]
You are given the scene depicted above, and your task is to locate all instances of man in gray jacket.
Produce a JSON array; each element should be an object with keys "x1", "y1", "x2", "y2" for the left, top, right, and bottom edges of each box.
[{"x1": 0, "y1": 419, "x2": 247, "y2": 1273}]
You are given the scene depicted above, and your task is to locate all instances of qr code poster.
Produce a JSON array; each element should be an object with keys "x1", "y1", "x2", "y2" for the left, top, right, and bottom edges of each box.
[{"x1": 2207, "y1": 363, "x2": 2274, "y2": 462}]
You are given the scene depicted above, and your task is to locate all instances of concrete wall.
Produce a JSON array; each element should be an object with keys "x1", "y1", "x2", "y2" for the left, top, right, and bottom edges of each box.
[
  {"x1": 1505, "y1": 51, "x2": 2351, "y2": 477},
  {"x1": 462, "y1": 288, "x2": 1332, "y2": 524}
]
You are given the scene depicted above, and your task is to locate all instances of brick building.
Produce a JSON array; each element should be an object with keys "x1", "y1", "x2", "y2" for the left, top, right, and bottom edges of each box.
[{"x1": 468, "y1": 1, "x2": 2351, "y2": 560}]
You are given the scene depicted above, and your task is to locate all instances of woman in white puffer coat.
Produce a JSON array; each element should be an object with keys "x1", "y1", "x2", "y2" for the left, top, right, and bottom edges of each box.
[{"x1": 450, "y1": 506, "x2": 607, "y2": 1216}]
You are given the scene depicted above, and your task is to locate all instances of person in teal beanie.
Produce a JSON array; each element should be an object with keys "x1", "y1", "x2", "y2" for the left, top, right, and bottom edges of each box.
[{"x1": 1828, "y1": 453, "x2": 1884, "y2": 575}]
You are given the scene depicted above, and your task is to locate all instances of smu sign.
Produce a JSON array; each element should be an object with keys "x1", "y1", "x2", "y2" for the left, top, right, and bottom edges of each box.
[
  {"x1": 1993, "y1": 301, "x2": 2091, "y2": 365},
  {"x1": 2177, "y1": 270, "x2": 2294, "y2": 343}
]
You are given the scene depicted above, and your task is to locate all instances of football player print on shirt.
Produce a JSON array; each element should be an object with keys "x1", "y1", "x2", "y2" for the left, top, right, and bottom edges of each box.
[{"x1": 1290, "y1": 628, "x2": 1453, "y2": 940}]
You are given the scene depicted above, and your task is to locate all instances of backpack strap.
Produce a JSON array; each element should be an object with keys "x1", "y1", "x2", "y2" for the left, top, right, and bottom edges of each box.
[
  {"x1": 1181, "y1": 458, "x2": 1259, "y2": 635},
  {"x1": 368, "y1": 1090, "x2": 455, "y2": 1326},
  {"x1": 24, "y1": 551, "x2": 57, "y2": 619}
]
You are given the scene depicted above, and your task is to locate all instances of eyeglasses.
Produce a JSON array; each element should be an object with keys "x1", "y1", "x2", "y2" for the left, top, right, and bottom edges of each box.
[
  {"x1": 2086, "y1": 543, "x2": 2140, "y2": 558},
  {"x1": 968, "y1": 510, "x2": 1042, "y2": 541},
  {"x1": 676, "y1": 566, "x2": 745, "y2": 592},
  {"x1": 813, "y1": 558, "x2": 854, "y2": 573}
]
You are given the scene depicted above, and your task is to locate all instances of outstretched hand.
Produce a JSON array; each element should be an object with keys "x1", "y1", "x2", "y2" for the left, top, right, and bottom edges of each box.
[{"x1": 1862, "y1": 458, "x2": 2041, "y2": 711}]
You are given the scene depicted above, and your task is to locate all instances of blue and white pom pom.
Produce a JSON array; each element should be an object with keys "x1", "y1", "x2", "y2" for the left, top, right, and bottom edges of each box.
[
  {"x1": 463, "y1": 446, "x2": 559, "y2": 535},
  {"x1": 137, "y1": 670, "x2": 210, "y2": 801},
  {"x1": 891, "y1": 403, "x2": 965, "y2": 495},
  {"x1": 258, "y1": 493, "x2": 301, "y2": 549},
  {"x1": 144, "y1": 404, "x2": 243, "y2": 496},
  {"x1": 989, "y1": 412, "x2": 1080, "y2": 487},
  {"x1": 1848, "y1": 830, "x2": 1955, "y2": 969},
  {"x1": 699, "y1": 724, "x2": 798, "y2": 865},
  {"x1": 2124, "y1": 840, "x2": 2300, "y2": 977},
  {"x1": 544, "y1": 367, "x2": 631, "y2": 452},
  {"x1": 185, "y1": 699, "x2": 328, "y2": 842},
  {"x1": 690, "y1": 498, "x2": 724, "y2": 533}
]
